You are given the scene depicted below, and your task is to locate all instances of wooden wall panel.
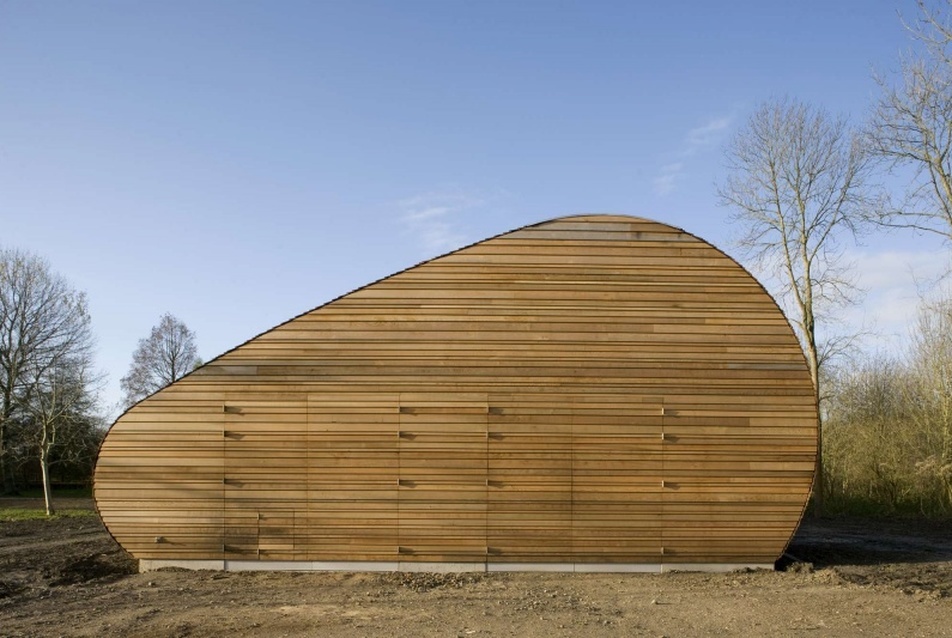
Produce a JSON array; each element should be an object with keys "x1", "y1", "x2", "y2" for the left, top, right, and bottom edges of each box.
[
  {"x1": 223, "y1": 395, "x2": 307, "y2": 560},
  {"x1": 96, "y1": 390, "x2": 225, "y2": 559},
  {"x1": 488, "y1": 394, "x2": 573, "y2": 561},
  {"x1": 397, "y1": 395, "x2": 488, "y2": 562},
  {"x1": 306, "y1": 392, "x2": 398, "y2": 561},
  {"x1": 94, "y1": 215, "x2": 818, "y2": 570}
]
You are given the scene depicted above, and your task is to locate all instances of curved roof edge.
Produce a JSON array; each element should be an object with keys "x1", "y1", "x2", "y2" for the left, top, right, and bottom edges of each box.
[{"x1": 108, "y1": 213, "x2": 809, "y2": 427}]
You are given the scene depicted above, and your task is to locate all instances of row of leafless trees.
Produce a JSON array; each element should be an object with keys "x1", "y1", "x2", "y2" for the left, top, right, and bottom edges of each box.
[{"x1": 718, "y1": 1, "x2": 952, "y2": 514}]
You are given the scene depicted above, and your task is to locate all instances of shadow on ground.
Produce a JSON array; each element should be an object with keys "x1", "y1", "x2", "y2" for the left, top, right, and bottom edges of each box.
[
  {"x1": 781, "y1": 517, "x2": 952, "y2": 597},
  {"x1": 788, "y1": 517, "x2": 952, "y2": 567}
]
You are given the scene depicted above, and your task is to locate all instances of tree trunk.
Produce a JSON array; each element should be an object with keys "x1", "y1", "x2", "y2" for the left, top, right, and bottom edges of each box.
[
  {"x1": 0, "y1": 420, "x2": 7, "y2": 495},
  {"x1": 40, "y1": 446, "x2": 54, "y2": 516},
  {"x1": 0, "y1": 411, "x2": 11, "y2": 495},
  {"x1": 813, "y1": 393, "x2": 824, "y2": 517},
  {"x1": 805, "y1": 339, "x2": 824, "y2": 517}
]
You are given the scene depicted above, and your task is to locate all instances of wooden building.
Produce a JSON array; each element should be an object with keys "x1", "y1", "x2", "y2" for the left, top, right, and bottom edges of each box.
[{"x1": 94, "y1": 214, "x2": 817, "y2": 572}]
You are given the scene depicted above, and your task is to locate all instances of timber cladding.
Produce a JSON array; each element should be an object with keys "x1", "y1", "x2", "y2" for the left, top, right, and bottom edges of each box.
[{"x1": 94, "y1": 214, "x2": 817, "y2": 571}]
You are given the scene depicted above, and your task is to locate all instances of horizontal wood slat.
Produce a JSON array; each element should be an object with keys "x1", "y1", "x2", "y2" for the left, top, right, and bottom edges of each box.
[{"x1": 95, "y1": 214, "x2": 817, "y2": 569}]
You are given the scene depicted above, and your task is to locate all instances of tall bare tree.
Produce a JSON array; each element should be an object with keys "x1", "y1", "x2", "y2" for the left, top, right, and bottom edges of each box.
[
  {"x1": 718, "y1": 97, "x2": 874, "y2": 513},
  {"x1": 868, "y1": 0, "x2": 952, "y2": 242},
  {"x1": 0, "y1": 248, "x2": 95, "y2": 494},
  {"x1": 120, "y1": 313, "x2": 201, "y2": 409}
]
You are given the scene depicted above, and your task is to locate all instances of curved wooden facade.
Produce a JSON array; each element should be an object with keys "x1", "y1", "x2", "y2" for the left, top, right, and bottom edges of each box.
[{"x1": 95, "y1": 215, "x2": 817, "y2": 572}]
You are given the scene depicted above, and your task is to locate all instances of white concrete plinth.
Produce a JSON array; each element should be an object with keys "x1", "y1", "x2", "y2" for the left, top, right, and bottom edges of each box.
[
  {"x1": 139, "y1": 559, "x2": 775, "y2": 573},
  {"x1": 574, "y1": 563, "x2": 662, "y2": 573}
]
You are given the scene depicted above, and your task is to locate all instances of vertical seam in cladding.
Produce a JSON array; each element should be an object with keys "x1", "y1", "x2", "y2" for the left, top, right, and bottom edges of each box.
[
  {"x1": 397, "y1": 392, "x2": 402, "y2": 557},
  {"x1": 221, "y1": 402, "x2": 226, "y2": 558},
  {"x1": 660, "y1": 398, "x2": 666, "y2": 564},
  {"x1": 570, "y1": 407, "x2": 575, "y2": 560},
  {"x1": 305, "y1": 393, "x2": 310, "y2": 561},
  {"x1": 484, "y1": 395, "x2": 489, "y2": 559}
]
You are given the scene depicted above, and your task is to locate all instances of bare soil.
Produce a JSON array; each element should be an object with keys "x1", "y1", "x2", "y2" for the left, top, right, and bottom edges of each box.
[{"x1": 1, "y1": 498, "x2": 950, "y2": 637}]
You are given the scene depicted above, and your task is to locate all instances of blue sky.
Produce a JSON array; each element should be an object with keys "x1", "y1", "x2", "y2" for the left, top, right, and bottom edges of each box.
[{"x1": 1, "y1": 1, "x2": 949, "y2": 417}]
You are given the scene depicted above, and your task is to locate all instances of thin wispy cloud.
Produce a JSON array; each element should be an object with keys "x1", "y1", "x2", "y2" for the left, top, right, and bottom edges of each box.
[
  {"x1": 397, "y1": 190, "x2": 482, "y2": 254},
  {"x1": 403, "y1": 206, "x2": 453, "y2": 222},
  {"x1": 653, "y1": 162, "x2": 683, "y2": 196},
  {"x1": 837, "y1": 247, "x2": 951, "y2": 351},
  {"x1": 852, "y1": 249, "x2": 949, "y2": 289},
  {"x1": 684, "y1": 116, "x2": 731, "y2": 154},
  {"x1": 653, "y1": 113, "x2": 733, "y2": 196}
]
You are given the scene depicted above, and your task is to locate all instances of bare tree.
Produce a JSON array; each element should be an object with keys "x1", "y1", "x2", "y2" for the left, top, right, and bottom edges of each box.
[
  {"x1": 718, "y1": 97, "x2": 874, "y2": 513},
  {"x1": 868, "y1": 0, "x2": 952, "y2": 242},
  {"x1": 0, "y1": 248, "x2": 95, "y2": 494},
  {"x1": 22, "y1": 356, "x2": 101, "y2": 515},
  {"x1": 120, "y1": 313, "x2": 201, "y2": 409}
]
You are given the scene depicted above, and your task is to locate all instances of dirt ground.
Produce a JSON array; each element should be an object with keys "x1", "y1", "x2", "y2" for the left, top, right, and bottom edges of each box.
[{"x1": 1, "y1": 498, "x2": 950, "y2": 637}]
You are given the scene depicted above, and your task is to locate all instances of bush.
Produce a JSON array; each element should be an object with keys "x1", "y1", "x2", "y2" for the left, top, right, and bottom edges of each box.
[{"x1": 823, "y1": 297, "x2": 952, "y2": 518}]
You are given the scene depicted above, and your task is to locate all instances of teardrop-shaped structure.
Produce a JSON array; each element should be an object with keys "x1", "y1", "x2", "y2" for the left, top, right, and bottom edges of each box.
[{"x1": 95, "y1": 214, "x2": 817, "y2": 572}]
